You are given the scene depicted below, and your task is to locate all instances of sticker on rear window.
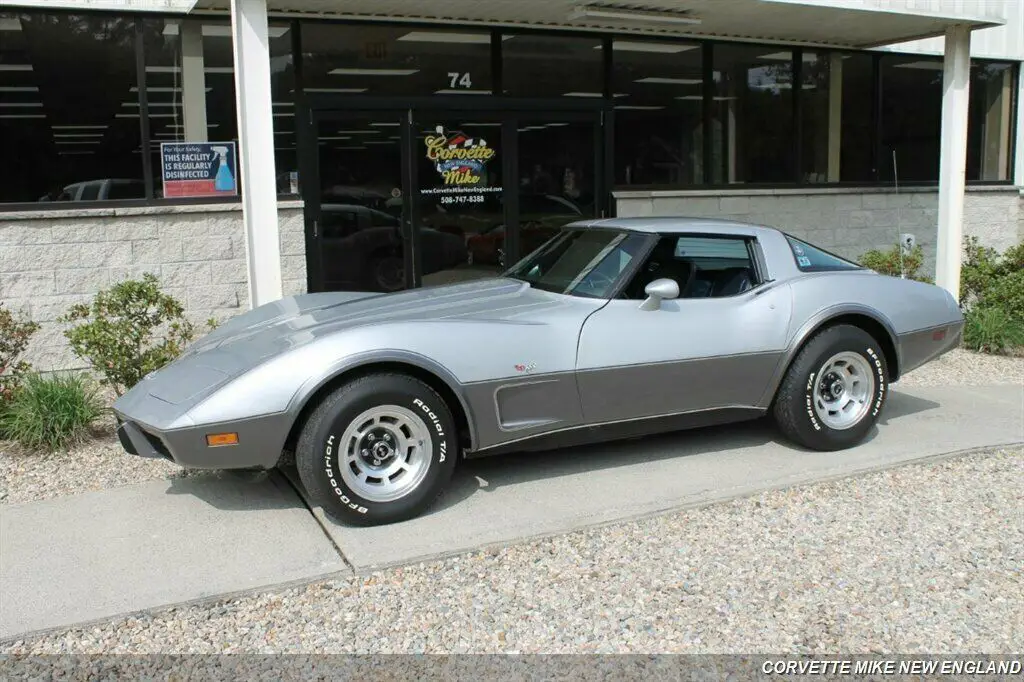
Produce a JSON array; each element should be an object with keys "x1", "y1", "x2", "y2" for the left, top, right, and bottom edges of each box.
[{"x1": 798, "y1": 256, "x2": 811, "y2": 267}]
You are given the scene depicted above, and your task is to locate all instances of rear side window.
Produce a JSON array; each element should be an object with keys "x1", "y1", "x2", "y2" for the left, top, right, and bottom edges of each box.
[{"x1": 785, "y1": 235, "x2": 862, "y2": 272}]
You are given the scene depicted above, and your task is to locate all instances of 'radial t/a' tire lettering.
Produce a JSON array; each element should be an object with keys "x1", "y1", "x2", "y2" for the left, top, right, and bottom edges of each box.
[
  {"x1": 296, "y1": 373, "x2": 458, "y2": 526},
  {"x1": 773, "y1": 324, "x2": 888, "y2": 452}
]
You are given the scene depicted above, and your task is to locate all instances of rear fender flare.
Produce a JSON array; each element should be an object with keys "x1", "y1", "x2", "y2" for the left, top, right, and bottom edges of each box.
[{"x1": 757, "y1": 303, "x2": 900, "y2": 408}]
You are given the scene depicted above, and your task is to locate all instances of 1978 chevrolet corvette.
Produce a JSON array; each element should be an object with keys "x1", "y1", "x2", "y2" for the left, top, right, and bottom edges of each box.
[{"x1": 113, "y1": 218, "x2": 964, "y2": 525}]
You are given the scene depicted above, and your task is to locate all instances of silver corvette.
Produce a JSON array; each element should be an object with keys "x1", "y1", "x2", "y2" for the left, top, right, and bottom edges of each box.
[{"x1": 113, "y1": 217, "x2": 964, "y2": 525}]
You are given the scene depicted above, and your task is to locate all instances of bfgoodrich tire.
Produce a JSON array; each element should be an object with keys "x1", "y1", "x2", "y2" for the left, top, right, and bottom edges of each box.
[
  {"x1": 296, "y1": 373, "x2": 458, "y2": 526},
  {"x1": 773, "y1": 324, "x2": 888, "y2": 451}
]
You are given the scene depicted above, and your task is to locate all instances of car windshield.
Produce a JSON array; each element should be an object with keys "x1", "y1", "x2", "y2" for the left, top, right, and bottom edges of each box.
[{"x1": 503, "y1": 228, "x2": 650, "y2": 297}]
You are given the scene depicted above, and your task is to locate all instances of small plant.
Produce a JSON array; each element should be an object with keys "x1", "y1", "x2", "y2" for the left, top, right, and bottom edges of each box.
[
  {"x1": 0, "y1": 372, "x2": 104, "y2": 452},
  {"x1": 960, "y1": 237, "x2": 1024, "y2": 323},
  {"x1": 962, "y1": 306, "x2": 1024, "y2": 356},
  {"x1": 858, "y1": 243, "x2": 929, "y2": 282},
  {"x1": 60, "y1": 273, "x2": 200, "y2": 396},
  {"x1": 0, "y1": 303, "x2": 40, "y2": 405}
]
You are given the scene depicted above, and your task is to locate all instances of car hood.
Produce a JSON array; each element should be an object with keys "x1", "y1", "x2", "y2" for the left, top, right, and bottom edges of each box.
[{"x1": 134, "y1": 278, "x2": 569, "y2": 406}]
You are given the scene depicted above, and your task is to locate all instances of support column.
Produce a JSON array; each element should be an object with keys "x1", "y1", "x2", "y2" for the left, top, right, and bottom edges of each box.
[
  {"x1": 181, "y1": 20, "x2": 208, "y2": 142},
  {"x1": 934, "y1": 25, "x2": 971, "y2": 303},
  {"x1": 230, "y1": 0, "x2": 282, "y2": 308},
  {"x1": 827, "y1": 53, "x2": 843, "y2": 182}
]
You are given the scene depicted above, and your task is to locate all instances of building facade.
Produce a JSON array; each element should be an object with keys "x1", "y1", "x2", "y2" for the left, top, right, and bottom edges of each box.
[{"x1": 0, "y1": 0, "x2": 1021, "y2": 370}]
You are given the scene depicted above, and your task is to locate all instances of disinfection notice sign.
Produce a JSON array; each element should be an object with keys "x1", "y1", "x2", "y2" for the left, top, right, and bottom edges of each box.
[{"x1": 160, "y1": 141, "x2": 238, "y2": 198}]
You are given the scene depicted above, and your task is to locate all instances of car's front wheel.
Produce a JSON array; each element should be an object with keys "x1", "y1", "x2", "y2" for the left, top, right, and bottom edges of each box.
[
  {"x1": 773, "y1": 324, "x2": 888, "y2": 451},
  {"x1": 296, "y1": 373, "x2": 458, "y2": 525}
]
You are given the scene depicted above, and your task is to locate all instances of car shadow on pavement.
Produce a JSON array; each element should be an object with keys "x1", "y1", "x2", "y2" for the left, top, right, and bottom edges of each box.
[
  {"x1": 162, "y1": 468, "x2": 310, "y2": 513},
  {"x1": 879, "y1": 388, "x2": 941, "y2": 424},
  {"x1": 425, "y1": 389, "x2": 944, "y2": 518},
  {"x1": 426, "y1": 418, "x2": 782, "y2": 517}
]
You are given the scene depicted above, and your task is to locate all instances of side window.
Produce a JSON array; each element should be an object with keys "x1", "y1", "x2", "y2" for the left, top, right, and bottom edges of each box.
[
  {"x1": 786, "y1": 235, "x2": 862, "y2": 272},
  {"x1": 624, "y1": 234, "x2": 759, "y2": 299}
]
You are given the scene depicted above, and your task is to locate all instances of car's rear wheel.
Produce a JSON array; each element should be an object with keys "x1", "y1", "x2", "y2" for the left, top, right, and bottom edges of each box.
[
  {"x1": 296, "y1": 373, "x2": 458, "y2": 525},
  {"x1": 773, "y1": 324, "x2": 888, "y2": 451}
]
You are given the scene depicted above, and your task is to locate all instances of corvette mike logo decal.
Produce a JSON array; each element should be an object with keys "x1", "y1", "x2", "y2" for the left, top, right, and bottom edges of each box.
[{"x1": 424, "y1": 125, "x2": 496, "y2": 187}]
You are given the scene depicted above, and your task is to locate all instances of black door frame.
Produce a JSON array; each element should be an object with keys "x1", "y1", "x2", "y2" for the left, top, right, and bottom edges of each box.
[{"x1": 299, "y1": 96, "x2": 612, "y2": 293}]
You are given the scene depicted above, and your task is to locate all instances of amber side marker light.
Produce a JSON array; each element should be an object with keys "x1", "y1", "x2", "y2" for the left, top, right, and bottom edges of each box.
[{"x1": 206, "y1": 433, "x2": 239, "y2": 447}]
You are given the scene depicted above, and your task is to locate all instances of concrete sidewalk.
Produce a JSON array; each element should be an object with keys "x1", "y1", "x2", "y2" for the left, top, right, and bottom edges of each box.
[{"x1": 2, "y1": 383, "x2": 1021, "y2": 642}]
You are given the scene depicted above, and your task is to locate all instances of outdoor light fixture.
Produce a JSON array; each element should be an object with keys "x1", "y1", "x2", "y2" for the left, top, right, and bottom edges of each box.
[{"x1": 568, "y1": 5, "x2": 702, "y2": 26}]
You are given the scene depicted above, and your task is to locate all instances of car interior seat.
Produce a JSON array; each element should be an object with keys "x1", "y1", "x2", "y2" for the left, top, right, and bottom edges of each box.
[
  {"x1": 626, "y1": 241, "x2": 696, "y2": 299},
  {"x1": 711, "y1": 267, "x2": 754, "y2": 296}
]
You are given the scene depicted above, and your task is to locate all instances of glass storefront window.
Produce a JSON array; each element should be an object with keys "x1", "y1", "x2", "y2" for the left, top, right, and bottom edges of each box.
[
  {"x1": 967, "y1": 61, "x2": 1015, "y2": 181},
  {"x1": 879, "y1": 54, "x2": 942, "y2": 182},
  {"x1": 709, "y1": 45, "x2": 795, "y2": 184},
  {"x1": 301, "y1": 24, "x2": 493, "y2": 96},
  {"x1": 611, "y1": 39, "x2": 703, "y2": 186},
  {"x1": 800, "y1": 51, "x2": 830, "y2": 183},
  {"x1": 0, "y1": 12, "x2": 143, "y2": 204},
  {"x1": 141, "y1": 18, "x2": 295, "y2": 198},
  {"x1": 501, "y1": 34, "x2": 603, "y2": 98},
  {"x1": 836, "y1": 53, "x2": 875, "y2": 182}
]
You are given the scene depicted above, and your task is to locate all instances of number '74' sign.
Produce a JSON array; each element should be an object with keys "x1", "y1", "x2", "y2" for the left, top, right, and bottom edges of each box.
[{"x1": 447, "y1": 72, "x2": 473, "y2": 89}]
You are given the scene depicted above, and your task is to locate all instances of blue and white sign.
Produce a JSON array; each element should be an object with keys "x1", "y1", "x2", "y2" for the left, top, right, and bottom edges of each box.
[{"x1": 160, "y1": 141, "x2": 237, "y2": 198}]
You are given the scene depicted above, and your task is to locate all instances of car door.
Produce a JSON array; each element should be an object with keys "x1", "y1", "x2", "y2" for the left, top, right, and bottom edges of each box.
[{"x1": 575, "y1": 233, "x2": 793, "y2": 424}]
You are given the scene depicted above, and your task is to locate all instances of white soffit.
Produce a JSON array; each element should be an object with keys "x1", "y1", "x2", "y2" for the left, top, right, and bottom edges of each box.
[{"x1": 187, "y1": 0, "x2": 1007, "y2": 49}]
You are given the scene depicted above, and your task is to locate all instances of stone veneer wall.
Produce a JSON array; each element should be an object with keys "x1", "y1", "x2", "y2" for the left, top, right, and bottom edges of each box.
[
  {"x1": 0, "y1": 201, "x2": 307, "y2": 371},
  {"x1": 614, "y1": 186, "x2": 1022, "y2": 277}
]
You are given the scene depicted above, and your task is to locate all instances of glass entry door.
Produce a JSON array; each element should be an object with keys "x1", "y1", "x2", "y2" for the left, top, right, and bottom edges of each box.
[
  {"x1": 515, "y1": 116, "x2": 602, "y2": 258},
  {"x1": 413, "y1": 116, "x2": 508, "y2": 287},
  {"x1": 306, "y1": 107, "x2": 603, "y2": 293},
  {"x1": 310, "y1": 111, "x2": 411, "y2": 293}
]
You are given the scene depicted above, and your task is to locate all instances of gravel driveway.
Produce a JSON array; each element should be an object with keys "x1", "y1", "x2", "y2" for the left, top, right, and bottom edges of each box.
[
  {"x1": 2, "y1": 349, "x2": 1021, "y2": 506},
  {"x1": 3, "y1": 445, "x2": 1021, "y2": 655}
]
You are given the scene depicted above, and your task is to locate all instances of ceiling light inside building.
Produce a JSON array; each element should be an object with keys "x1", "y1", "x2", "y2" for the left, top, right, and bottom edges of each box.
[
  {"x1": 635, "y1": 77, "x2": 702, "y2": 85},
  {"x1": 0, "y1": 114, "x2": 44, "y2": 119},
  {"x1": 0, "y1": 64, "x2": 32, "y2": 71},
  {"x1": 568, "y1": 5, "x2": 701, "y2": 26},
  {"x1": 0, "y1": 86, "x2": 38, "y2": 92},
  {"x1": 615, "y1": 105, "x2": 665, "y2": 110},
  {"x1": 52, "y1": 125, "x2": 108, "y2": 129},
  {"x1": 894, "y1": 60, "x2": 943, "y2": 70},
  {"x1": 605, "y1": 41, "x2": 698, "y2": 54},
  {"x1": 397, "y1": 31, "x2": 494, "y2": 44},
  {"x1": 563, "y1": 91, "x2": 628, "y2": 97},
  {"x1": 53, "y1": 133, "x2": 104, "y2": 138},
  {"x1": 329, "y1": 68, "x2": 419, "y2": 76},
  {"x1": 0, "y1": 17, "x2": 23, "y2": 30},
  {"x1": 433, "y1": 89, "x2": 491, "y2": 95},
  {"x1": 144, "y1": 66, "x2": 233, "y2": 74},
  {"x1": 301, "y1": 87, "x2": 368, "y2": 93},
  {"x1": 0, "y1": 102, "x2": 42, "y2": 107}
]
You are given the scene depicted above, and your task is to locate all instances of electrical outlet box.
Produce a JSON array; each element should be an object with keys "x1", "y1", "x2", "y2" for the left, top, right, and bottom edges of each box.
[{"x1": 900, "y1": 233, "x2": 916, "y2": 252}]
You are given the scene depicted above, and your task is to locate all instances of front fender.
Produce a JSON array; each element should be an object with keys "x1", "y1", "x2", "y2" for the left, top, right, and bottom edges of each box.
[{"x1": 287, "y1": 348, "x2": 480, "y2": 449}]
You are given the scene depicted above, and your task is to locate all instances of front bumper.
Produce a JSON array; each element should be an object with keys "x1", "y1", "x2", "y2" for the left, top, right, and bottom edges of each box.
[{"x1": 113, "y1": 411, "x2": 294, "y2": 470}]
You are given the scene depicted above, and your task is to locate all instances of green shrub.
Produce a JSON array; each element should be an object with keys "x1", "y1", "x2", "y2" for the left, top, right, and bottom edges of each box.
[
  {"x1": 858, "y1": 243, "x2": 930, "y2": 282},
  {"x1": 60, "y1": 273, "x2": 201, "y2": 397},
  {"x1": 960, "y1": 237, "x2": 1024, "y2": 322},
  {"x1": 962, "y1": 306, "x2": 1024, "y2": 356},
  {"x1": 0, "y1": 303, "x2": 40, "y2": 405},
  {"x1": 0, "y1": 372, "x2": 104, "y2": 452}
]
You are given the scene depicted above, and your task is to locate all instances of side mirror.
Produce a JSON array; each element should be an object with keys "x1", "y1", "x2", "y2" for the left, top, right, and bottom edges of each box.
[{"x1": 639, "y1": 278, "x2": 679, "y2": 311}]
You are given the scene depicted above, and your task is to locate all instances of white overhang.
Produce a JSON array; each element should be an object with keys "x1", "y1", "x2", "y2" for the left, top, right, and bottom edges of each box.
[{"x1": 182, "y1": 0, "x2": 1008, "y2": 49}]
